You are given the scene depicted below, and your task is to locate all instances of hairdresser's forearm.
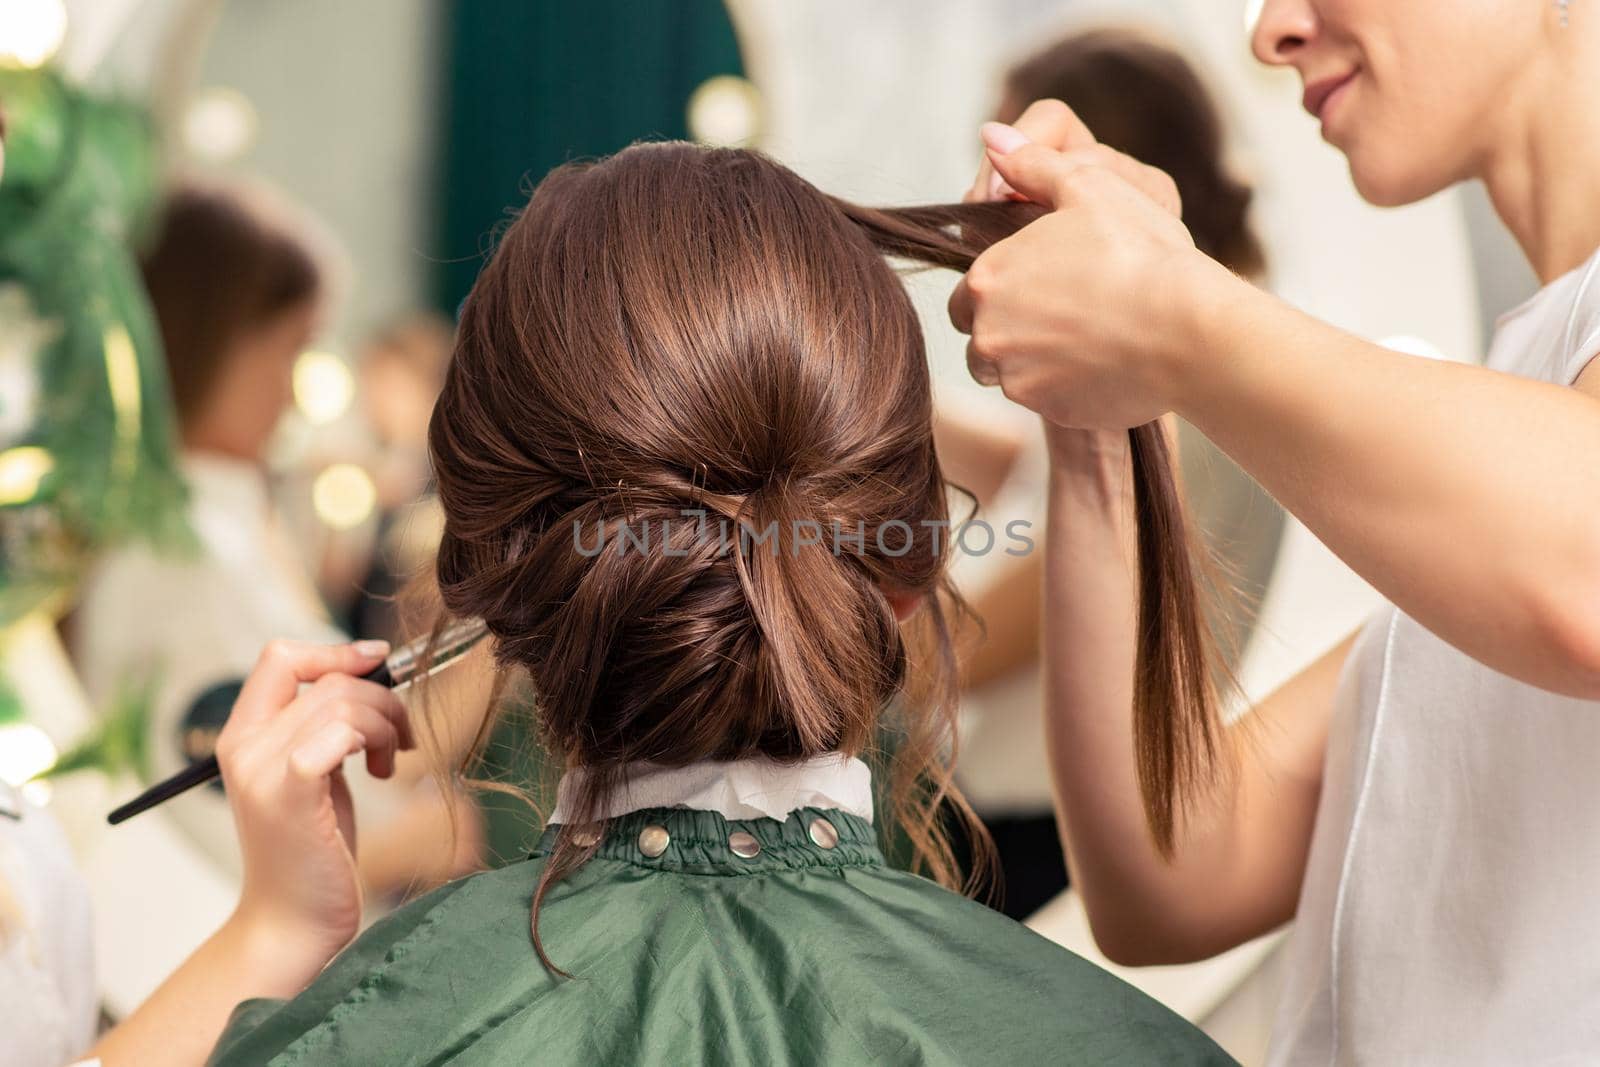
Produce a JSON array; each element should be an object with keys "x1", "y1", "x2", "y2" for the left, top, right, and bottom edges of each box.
[
  {"x1": 1040, "y1": 434, "x2": 1281, "y2": 963},
  {"x1": 85, "y1": 910, "x2": 336, "y2": 1066},
  {"x1": 1176, "y1": 279, "x2": 1600, "y2": 697}
]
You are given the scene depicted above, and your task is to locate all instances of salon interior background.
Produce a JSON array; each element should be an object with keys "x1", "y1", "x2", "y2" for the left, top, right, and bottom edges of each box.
[
  {"x1": 138, "y1": 0, "x2": 1529, "y2": 703},
  {"x1": 101, "y1": 0, "x2": 1537, "y2": 653},
  {"x1": 92, "y1": 0, "x2": 1533, "y2": 353},
  {"x1": 93, "y1": 0, "x2": 1529, "y2": 675},
  {"x1": 5, "y1": 0, "x2": 1541, "y2": 1063}
]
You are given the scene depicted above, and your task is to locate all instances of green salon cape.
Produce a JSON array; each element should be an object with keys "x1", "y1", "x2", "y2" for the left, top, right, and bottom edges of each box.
[{"x1": 208, "y1": 807, "x2": 1236, "y2": 1066}]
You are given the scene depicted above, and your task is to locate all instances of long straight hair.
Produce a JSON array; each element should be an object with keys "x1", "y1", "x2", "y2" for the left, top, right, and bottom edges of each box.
[
  {"x1": 425, "y1": 142, "x2": 1226, "y2": 969},
  {"x1": 839, "y1": 199, "x2": 1230, "y2": 853}
]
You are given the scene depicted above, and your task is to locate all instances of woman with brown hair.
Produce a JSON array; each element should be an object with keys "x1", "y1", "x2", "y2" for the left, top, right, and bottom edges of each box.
[{"x1": 200, "y1": 142, "x2": 1233, "y2": 1065}]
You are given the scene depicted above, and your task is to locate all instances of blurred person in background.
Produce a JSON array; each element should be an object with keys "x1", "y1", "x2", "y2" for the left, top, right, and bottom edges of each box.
[
  {"x1": 336, "y1": 313, "x2": 455, "y2": 645},
  {"x1": 0, "y1": 100, "x2": 445, "y2": 1067},
  {"x1": 68, "y1": 185, "x2": 472, "y2": 903},
  {"x1": 69, "y1": 182, "x2": 336, "y2": 866},
  {"x1": 945, "y1": 27, "x2": 1278, "y2": 921}
]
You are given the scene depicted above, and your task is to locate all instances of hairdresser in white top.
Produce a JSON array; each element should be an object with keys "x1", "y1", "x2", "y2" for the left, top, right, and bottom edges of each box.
[{"x1": 949, "y1": 2, "x2": 1600, "y2": 1063}]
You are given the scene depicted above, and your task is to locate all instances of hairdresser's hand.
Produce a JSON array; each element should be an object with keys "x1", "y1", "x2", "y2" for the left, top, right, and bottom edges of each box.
[
  {"x1": 963, "y1": 99, "x2": 1182, "y2": 218},
  {"x1": 216, "y1": 638, "x2": 413, "y2": 963},
  {"x1": 950, "y1": 126, "x2": 1240, "y2": 430}
]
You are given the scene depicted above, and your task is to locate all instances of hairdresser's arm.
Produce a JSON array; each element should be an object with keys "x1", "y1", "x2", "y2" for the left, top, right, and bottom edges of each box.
[
  {"x1": 85, "y1": 640, "x2": 412, "y2": 1067},
  {"x1": 933, "y1": 406, "x2": 1027, "y2": 509},
  {"x1": 939, "y1": 415, "x2": 1041, "y2": 689},
  {"x1": 1179, "y1": 289, "x2": 1600, "y2": 697},
  {"x1": 1041, "y1": 423, "x2": 1353, "y2": 964},
  {"x1": 955, "y1": 127, "x2": 1600, "y2": 699},
  {"x1": 960, "y1": 551, "x2": 1044, "y2": 687}
]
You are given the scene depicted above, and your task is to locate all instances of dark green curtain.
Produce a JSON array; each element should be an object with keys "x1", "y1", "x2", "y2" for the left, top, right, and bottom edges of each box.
[{"x1": 433, "y1": 0, "x2": 746, "y2": 313}]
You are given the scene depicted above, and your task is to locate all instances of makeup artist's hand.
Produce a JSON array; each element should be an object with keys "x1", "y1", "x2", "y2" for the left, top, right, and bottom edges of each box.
[
  {"x1": 950, "y1": 110, "x2": 1243, "y2": 430},
  {"x1": 85, "y1": 640, "x2": 413, "y2": 1067},
  {"x1": 216, "y1": 639, "x2": 413, "y2": 963}
]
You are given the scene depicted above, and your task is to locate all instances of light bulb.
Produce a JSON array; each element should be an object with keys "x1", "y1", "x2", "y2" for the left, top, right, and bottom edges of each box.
[
  {"x1": 0, "y1": 0, "x2": 68, "y2": 69},
  {"x1": 312, "y1": 462, "x2": 377, "y2": 530},
  {"x1": 293, "y1": 350, "x2": 355, "y2": 426}
]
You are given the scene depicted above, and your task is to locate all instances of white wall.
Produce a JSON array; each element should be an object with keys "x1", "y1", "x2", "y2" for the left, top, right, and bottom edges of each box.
[{"x1": 195, "y1": 0, "x2": 444, "y2": 345}]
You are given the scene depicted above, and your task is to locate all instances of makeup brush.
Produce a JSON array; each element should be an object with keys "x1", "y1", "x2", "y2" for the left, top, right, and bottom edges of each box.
[{"x1": 106, "y1": 619, "x2": 487, "y2": 825}]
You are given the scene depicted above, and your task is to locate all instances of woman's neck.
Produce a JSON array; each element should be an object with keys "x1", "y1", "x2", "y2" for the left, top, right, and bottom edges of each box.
[{"x1": 1480, "y1": 27, "x2": 1600, "y2": 283}]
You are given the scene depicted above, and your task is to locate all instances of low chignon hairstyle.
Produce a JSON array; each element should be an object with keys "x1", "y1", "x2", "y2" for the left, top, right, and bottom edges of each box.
[{"x1": 427, "y1": 142, "x2": 1227, "y2": 969}]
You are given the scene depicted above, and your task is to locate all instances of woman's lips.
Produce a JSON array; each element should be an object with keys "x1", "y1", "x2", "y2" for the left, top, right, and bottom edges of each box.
[{"x1": 1302, "y1": 71, "x2": 1358, "y2": 124}]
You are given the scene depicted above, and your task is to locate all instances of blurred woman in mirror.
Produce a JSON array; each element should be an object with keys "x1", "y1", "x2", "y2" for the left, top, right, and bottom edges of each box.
[
  {"x1": 68, "y1": 185, "x2": 476, "y2": 902},
  {"x1": 68, "y1": 183, "x2": 347, "y2": 868}
]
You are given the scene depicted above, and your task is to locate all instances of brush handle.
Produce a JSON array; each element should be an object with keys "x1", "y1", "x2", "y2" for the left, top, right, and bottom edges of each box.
[
  {"x1": 105, "y1": 657, "x2": 396, "y2": 826},
  {"x1": 106, "y1": 756, "x2": 220, "y2": 825}
]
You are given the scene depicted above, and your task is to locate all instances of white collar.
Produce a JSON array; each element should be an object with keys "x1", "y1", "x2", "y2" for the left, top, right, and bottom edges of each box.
[{"x1": 550, "y1": 753, "x2": 874, "y2": 826}]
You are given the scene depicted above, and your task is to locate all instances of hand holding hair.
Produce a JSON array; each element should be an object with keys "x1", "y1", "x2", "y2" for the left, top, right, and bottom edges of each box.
[
  {"x1": 948, "y1": 103, "x2": 1238, "y2": 431},
  {"x1": 966, "y1": 99, "x2": 1183, "y2": 216},
  {"x1": 949, "y1": 110, "x2": 1230, "y2": 855}
]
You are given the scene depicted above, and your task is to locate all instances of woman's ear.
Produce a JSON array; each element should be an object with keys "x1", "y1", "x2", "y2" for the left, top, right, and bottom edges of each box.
[{"x1": 884, "y1": 589, "x2": 925, "y2": 621}]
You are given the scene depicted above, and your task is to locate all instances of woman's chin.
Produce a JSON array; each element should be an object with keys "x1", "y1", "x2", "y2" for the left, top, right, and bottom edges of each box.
[{"x1": 1346, "y1": 153, "x2": 1446, "y2": 209}]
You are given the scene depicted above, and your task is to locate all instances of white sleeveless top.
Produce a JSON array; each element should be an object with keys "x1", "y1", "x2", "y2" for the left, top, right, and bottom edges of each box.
[{"x1": 1269, "y1": 245, "x2": 1600, "y2": 1065}]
